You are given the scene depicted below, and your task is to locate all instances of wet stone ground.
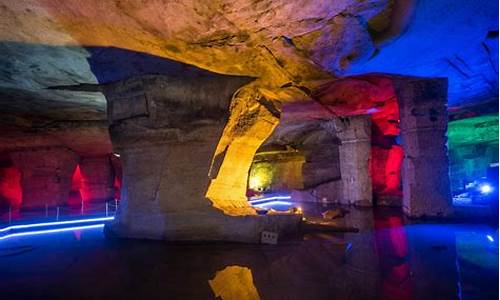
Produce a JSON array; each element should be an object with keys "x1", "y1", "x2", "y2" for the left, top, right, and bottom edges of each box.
[{"x1": 0, "y1": 204, "x2": 498, "y2": 300}]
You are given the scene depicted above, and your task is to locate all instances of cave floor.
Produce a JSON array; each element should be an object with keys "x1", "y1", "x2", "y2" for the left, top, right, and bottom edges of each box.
[{"x1": 0, "y1": 204, "x2": 497, "y2": 300}]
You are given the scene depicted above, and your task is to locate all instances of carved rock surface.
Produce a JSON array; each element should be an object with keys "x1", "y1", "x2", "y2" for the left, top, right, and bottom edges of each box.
[
  {"x1": 9, "y1": 147, "x2": 79, "y2": 209},
  {"x1": 103, "y1": 73, "x2": 301, "y2": 242}
]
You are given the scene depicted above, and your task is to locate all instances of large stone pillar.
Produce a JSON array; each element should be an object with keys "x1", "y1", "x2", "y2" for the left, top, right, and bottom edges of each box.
[
  {"x1": 79, "y1": 156, "x2": 114, "y2": 202},
  {"x1": 393, "y1": 77, "x2": 452, "y2": 217},
  {"x1": 325, "y1": 115, "x2": 372, "y2": 206},
  {"x1": 102, "y1": 75, "x2": 300, "y2": 242},
  {"x1": 9, "y1": 147, "x2": 79, "y2": 209}
]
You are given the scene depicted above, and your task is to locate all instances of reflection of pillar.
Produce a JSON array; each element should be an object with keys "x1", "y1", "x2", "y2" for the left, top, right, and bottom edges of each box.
[
  {"x1": 79, "y1": 156, "x2": 114, "y2": 202},
  {"x1": 102, "y1": 75, "x2": 300, "y2": 242},
  {"x1": 209, "y1": 266, "x2": 261, "y2": 300},
  {"x1": 10, "y1": 147, "x2": 78, "y2": 209},
  {"x1": 326, "y1": 115, "x2": 372, "y2": 206},
  {"x1": 374, "y1": 215, "x2": 412, "y2": 300},
  {"x1": 394, "y1": 77, "x2": 452, "y2": 217}
]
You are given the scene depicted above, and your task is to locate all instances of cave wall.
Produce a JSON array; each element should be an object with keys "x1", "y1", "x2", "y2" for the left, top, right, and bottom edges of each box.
[
  {"x1": 0, "y1": 157, "x2": 22, "y2": 209},
  {"x1": 9, "y1": 147, "x2": 79, "y2": 209},
  {"x1": 249, "y1": 150, "x2": 305, "y2": 192},
  {"x1": 448, "y1": 114, "x2": 499, "y2": 193},
  {"x1": 313, "y1": 75, "x2": 404, "y2": 205},
  {"x1": 255, "y1": 106, "x2": 372, "y2": 206},
  {"x1": 249, "y1": 75, "x2": 451, "y2": 217},
  {"x1": 79, "y1": 156, "x2": 115, "y2": 202},
  {"x1": 0, "y1": 147, "x2": 119, "y2": 210},
  {"x1": 0, "y1": 0, "x2": 493, "y2": 235}
]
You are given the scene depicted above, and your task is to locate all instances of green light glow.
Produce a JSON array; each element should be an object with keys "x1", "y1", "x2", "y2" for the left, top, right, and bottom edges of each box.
[
  {"x1": 448, "y1": 114, "x2": 499, "y2": 146},
  {"x1": 248, "y1": 162, "x2": 274, "y2": 191},
  {"x1": 448, "y1": 114, "x2": 499, "y2": 192}
]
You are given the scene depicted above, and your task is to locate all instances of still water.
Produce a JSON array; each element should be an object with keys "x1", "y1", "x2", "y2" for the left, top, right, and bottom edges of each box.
[{"x1": 0, "y1": 205, "x2": 497, "y2": 300}]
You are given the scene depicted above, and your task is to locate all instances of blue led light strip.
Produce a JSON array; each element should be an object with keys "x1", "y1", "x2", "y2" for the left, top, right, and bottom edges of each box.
[
  {"x1": 252, "y1": 200, "x2": 293, "y2": 207},
  {"x1": 0, "y1": 224, "x2": 105, "y2": 240},
  {"x1": 248, "y1": 195, "x2": 292, "y2": 204},
  {"x1": 0, "y1": 216, "x2": 114, "y2": 233}
]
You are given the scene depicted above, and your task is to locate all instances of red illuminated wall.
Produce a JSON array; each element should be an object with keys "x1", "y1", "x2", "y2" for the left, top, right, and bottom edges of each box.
[
  {"x1": 113, "y1": 175, "x2": 122, "y2": 200},
  {"x1": 110, "y1": 155, "x2": 122, "y2": 200},
  {"x1": 0, "y1": 163, "x2": 22, "y2": 208},
  {"x1": 314, "y1": 75, "x2": 404, "y2": 202},
  {"x1": 68, "y1": 158, "x2": 122, "y2": 205},
  {"x1": 68, "y1": 165, "x2": 83, "y2": 205},
  {"x1": 370, "y1": 91, "x2": 403, "y2": 201}
]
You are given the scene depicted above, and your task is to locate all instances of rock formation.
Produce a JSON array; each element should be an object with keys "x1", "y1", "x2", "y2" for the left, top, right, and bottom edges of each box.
[
  {"x1": 0, "y1": 0, "x2": 495, "y2": 240},
  {"x1": 9, "y1": 147, "x2": 78, "y2": 209},
  {"x1": 101, "y1": 73, "x2": 300, "y2": 242}
]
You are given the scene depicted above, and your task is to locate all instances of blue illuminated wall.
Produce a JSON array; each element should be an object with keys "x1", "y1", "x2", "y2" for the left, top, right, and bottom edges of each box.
[{"x1": 347, "y1": 0, "x2": 499, "y2": 108}]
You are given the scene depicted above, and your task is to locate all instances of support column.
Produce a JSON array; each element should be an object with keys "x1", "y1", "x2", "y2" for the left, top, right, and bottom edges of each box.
[
  {"x1": 9, "y1": 147, "x2": 79, "y2": 209},
  {"x1": 79, "y1": 156, "x2": 114, "y2": 202},
  {"x1": 393, "y1": 77, "x2": 452, "y2": 217},
  {"x1": 325, "y1": 115, "x2": 372, "y2": 206},
  {"x1": 102, "y1": 75, "x2": 300, "y2": 242}
]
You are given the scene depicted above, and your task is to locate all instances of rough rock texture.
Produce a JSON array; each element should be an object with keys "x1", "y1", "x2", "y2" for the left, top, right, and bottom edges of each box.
[
  {"x1": 324, "y1": 115, "x2": 372, "y2": 206},
  {"x1": 261, "y1": 102, "x2": 372, "y2": 206},
  {"x1": 371, "y1": 145, "x2": 404, "y2": 206},
  {"x1": 103, "y1": 73, "x2": 300, "y2": 242},
  {"x1": 79, "y1": 156, "x2": 114, "y2": 202},
  {"x1": 9, "y1": 147, "x2": 79, "y2": 209},
  {"x1": 0, "y1": 0, "x2": 494, "y2": 123},
  {"x1": 394, "y1": 77, "x2": 453, "y2": 217},
  {"x1": 0, "y1": 0, "x2": 494, "y2": 228},
  {"x1": 0, "y1": 119, "x2": 112, "y2": 157},
  {"x1": 0, "y1": 0, "x2": 400, "y2": 121},
  {"x1": 261, "y1": 119, "x2": 343, "y2": 196},
  {"x1": 348, "y1": 0, "x2": 498, "y2": 108},
  {"x1": 448, "y1": 114, "x2": 498, "y2": 192},
  {"x1": 204, "y1": 84, "x2": 280, "y2": 212},
  {"x1": 250, "y1": 150, "x2": 305, "y2": 192},
  {"x1": 0, "y1": 159, "x2": 22, "y2": 208}
]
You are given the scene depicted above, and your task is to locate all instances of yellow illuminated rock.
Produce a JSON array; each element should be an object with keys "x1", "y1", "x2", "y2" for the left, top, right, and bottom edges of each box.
[
  {"x1": 209, "y1": 266, "x2": 261, "y2": 300},
  {"x1": 206, "y1": 84, "x2": 279, "y2": 216}
]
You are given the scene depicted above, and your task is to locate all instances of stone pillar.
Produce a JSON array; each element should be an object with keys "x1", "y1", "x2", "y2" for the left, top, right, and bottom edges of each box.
[
  {"x1": 393, "y1": 77, "x2": 452, "y2": 217},
  {"x1": 102, "y1": 75, "x2": 300, "y2": 242},
  {"x1": 325, "y1": 115, "x2": 372, "y2": 206},
  {"x1": 79, "y1": 156, "x2": 114, "y2": 202},
  {"x1": 9, "y1": 147, "x2": 79, "y2": 209}
]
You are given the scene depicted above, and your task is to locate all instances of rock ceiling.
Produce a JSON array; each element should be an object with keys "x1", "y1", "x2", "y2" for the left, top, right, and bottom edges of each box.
[{"x1": 0, "y1": 0, "x2": 497, "y2": 124}]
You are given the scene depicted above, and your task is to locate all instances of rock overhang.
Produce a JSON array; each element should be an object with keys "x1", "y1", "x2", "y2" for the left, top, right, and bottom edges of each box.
[{"x1": 0, "y1": 0, "x2": 496, "y2": 123}]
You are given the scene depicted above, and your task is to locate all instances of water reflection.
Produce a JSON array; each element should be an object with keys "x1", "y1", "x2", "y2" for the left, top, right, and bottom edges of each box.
[
  {"x1": 455, "y1": 230, "x2": 499, "y2": 299},
  {"x1": 0, "y1": 205, "x2": 497, "y2": 300},
  {"x1": 374, "y1": 215, "x2": 412, "y2": 300},
  {"x1": 209, "y1": 266, "x2": 260, "y2": 300}
]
